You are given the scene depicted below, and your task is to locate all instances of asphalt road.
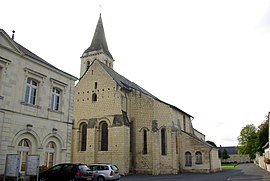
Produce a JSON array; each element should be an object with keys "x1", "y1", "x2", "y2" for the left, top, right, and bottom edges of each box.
[{"x1": 120, "y1": 164, "x2": 270, "y2": 181}]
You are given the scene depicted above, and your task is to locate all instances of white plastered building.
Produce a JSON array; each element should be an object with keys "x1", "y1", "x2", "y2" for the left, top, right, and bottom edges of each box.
[{"x1": 0, "y1": 29, "x2": 77, "y2": 174}]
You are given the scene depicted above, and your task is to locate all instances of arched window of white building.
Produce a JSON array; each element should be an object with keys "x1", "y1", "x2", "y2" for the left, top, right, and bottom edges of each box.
[
  {"x1": 17, "y1": 139, "x2": 31, "y2": 171},
  {"x1": 44, "y1": 141, "x2": 56, "y2": 168}
]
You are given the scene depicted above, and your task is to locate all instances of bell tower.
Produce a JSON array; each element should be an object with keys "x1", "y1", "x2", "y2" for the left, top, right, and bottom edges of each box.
[{"x1": 80, "y1": 14, "x2": 114, "y2": 77}]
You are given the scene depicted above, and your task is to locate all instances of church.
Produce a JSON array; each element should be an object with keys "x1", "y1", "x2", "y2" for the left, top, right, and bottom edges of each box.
[{"x1": 72, "y1": 14, "x2": 221, "y2": 175}]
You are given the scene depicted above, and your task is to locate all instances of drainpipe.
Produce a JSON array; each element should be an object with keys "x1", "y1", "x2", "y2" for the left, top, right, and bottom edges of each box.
[
  {"x1": 66, "y1": 80, "x2": 73, "y2": 162},
  {"x1": 125, "y1": 92, "x2": 128, "y2": 114},
  {"x1": 209, "y1": 147, "x2": 213, "y2": 172}
]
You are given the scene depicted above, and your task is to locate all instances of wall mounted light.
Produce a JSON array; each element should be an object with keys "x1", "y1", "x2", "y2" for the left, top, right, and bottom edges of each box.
[
  {"x1": 52, "y1": 128, "x2": 58, "y2": 133},
  {"x1": 26, "y1": 124, "x2": 33, "y2": 131}
]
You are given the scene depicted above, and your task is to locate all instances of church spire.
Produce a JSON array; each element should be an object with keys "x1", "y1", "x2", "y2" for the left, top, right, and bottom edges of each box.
[
  {"x1": 84, "y1": 13, "x2": 113, "y2": 59},
  {"x1": 80, "y1": 14, "x2": 114, "y2": 77}
]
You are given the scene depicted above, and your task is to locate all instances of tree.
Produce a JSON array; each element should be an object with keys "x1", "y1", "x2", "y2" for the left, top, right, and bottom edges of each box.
[
  {"x1": 221, "y1": 149, "x2": 230, "y2": 160},
  {"x1": 257, "y1": 119, "x2": 269, "y2": 155},
  {"x1": 237, "y1": 124, "x2": 260, "y2": 159}
]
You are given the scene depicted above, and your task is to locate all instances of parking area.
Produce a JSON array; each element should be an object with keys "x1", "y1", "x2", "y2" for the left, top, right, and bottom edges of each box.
[{"x1": 120, "y1": 164, "x2": 270, "y2": 181}]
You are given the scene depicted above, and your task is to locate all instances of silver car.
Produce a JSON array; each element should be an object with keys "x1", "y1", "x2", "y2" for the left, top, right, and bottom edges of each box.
[{"x1": 88, "y1": 164, "x2": 120, "y2": 181}]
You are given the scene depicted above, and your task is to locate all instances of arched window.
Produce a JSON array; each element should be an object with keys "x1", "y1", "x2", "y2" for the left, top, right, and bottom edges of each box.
[
  {"x1": 143, "y1": 129, "x2": 147, "y2": 154},
  {"x1": 44, "y1": 141, "x2": 56, "y2": 168},
  {"x1": 92, "y1": 93, "x2": 97, "y2": 102},
  {"x1": 185, "y1": 151, "x2": 192, "y2": 166},
  {"x1": 161, "y1": 128, "x2": 167, "y2": 155},
  {"x1": 80, "y1": 123, "x2": 87, "y2": 151},
  {"x1": 196, "y1": 151, "x2": 202, "y2": 164},
  {"x1": 86, "y1": 61, "x2": 90, "y2": 70},
  {"x1": 100, "y1": 122, "x2": 108, "y2": 151},
  {"x1": 17, "y1": 139, "x2": 31, "y2": 171}
]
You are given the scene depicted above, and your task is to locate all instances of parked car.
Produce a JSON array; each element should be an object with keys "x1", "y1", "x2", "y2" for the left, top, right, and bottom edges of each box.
[
  {"x1": 88, "y1": 164, "x2": 120, "y2": 181},
  {"x1": 39, "y1": 163, "x2": 93, "y2": 181}
]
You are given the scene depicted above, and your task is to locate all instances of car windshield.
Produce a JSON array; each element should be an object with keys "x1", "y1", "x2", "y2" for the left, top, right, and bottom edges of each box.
[{"x1": 79, "y1": 165, "x2": 90, "y2": 171}]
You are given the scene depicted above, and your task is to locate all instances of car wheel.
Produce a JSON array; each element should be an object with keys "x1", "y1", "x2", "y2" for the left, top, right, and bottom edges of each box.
[{"x1": 97, "y1": 176, "x2": 105, "y2": 181}]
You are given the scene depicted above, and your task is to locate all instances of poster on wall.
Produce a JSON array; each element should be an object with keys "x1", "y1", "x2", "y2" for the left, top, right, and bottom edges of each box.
[
  {"x1": 5, "y1": 154, "x2": 20, "y2": 177},
  {"x1": 25, "y1": 155, "x2": 40, "y2": 176}
]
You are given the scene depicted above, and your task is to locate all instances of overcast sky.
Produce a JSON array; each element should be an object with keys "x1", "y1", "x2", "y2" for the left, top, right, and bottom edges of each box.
[{"x1": 2, "y1": 0, "x2": 270, "y2": 147}]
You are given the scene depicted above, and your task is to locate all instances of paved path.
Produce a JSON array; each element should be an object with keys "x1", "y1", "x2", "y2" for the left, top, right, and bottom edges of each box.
[
  {"x1": 120, "y1": 164, "x2": 270, "y2": 181},
  {"x1": 227, "y1": 163, "x2": 270, "y2": 181}
]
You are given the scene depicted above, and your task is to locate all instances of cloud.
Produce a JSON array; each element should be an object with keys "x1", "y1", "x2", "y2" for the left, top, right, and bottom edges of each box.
[
  {"x1": 258, "y1": 2, "x2": 270, "y2": 30},
  {"x1": 220, "y1": 137, "x2": 238, "y2": 146}
]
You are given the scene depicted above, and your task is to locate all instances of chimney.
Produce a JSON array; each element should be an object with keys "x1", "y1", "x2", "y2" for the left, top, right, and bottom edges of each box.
[{"x1": 11, "y1": 30, "x2": 15, "y2": 40}]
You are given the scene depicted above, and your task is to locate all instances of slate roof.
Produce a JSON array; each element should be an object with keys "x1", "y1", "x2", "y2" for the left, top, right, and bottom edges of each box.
[
  {"x1": 99, "y1": 62, "x2": 157, "y2": 99},
  {"x1": 15, "y1": 42, "x2": 55, "y2": 67},
  {"x1": 84, "y1": 14, "x2": 113, "y2": 59},
  {"x1": 220, "y1": 146, "x2": 238, "y2": 155},
  {"x1": 15, "y1": 42, "x2": 77, "y2": 80},
  {"x1": 183, "y1": 131, "x2": 217, "y2": 149},
  {"x1": 0, "y1": 28, "x2": 77, "y2": 80},
  {"x1": 98, "y1": 61, "x2": 193, "y2": 118}
]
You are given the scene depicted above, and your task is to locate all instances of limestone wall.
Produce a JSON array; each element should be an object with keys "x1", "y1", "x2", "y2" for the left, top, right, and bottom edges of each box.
[
  {"x1": 181, "y1": 132, "x2": 217, "y2": 173},
  {"x1": 72, "y1": 61, "x2": 130, "y2": 175},
  {"x1": 128, "y1": 90, "x2": 154, "y2": 174},
  {"x1": 0, "y1": 30, "x2": 76, "y2": 174}
]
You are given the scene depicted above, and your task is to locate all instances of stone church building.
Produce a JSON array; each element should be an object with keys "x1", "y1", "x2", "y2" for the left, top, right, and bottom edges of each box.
[{"x1": 72, "y1": 14, "x2": 221, "y2": 175}]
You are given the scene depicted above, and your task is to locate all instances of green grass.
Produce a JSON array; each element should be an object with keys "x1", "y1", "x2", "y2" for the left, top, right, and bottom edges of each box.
[{"x1": 221, "y1": 163, "x2": 239, "y2": 168}]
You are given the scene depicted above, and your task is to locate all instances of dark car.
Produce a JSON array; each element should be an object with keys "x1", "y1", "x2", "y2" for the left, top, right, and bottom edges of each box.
[{"x1": 39, "y1": 163, "x2": 93, "y2": 181}]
